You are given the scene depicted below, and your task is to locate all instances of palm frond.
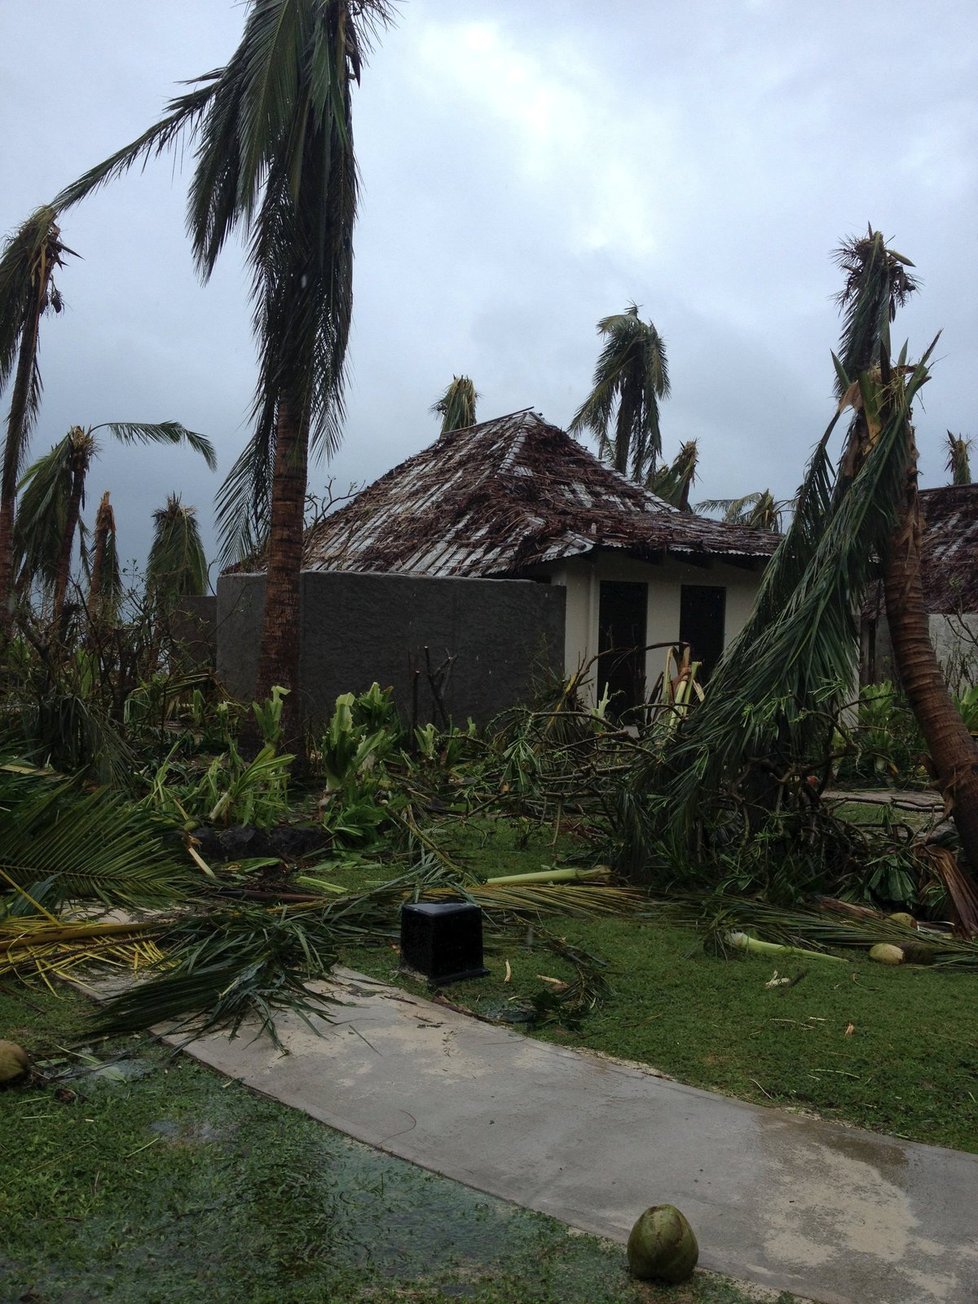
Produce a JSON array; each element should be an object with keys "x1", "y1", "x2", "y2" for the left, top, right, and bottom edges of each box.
[
  {"x1": 0, "y1": 767, "x2": 195, "y2": 911},
  {"x1": 94, "y1": 902, "x2": 341, "y2": 1045},
  {"x1": 96, "y1": 421, "x2": 217, "y2": 471},
  {"x1": 51, "y1": 79, "x2": 220, "y2": 212},
  {"x1": 0, "y1": 916, "x2": 166, "y2": 984}
]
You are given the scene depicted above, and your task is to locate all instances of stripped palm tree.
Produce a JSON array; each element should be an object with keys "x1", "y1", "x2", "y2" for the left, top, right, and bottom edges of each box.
[
  {"x1": 146, "y1": 494, "x2": 208, "y2": 610},
  {"x1": 432, "y1": 375, "x2": 478, "y2": 436},
  {"x1": 88, "y1": 492, "x2": 122, "y2": 622},
  {"x1": 696, "y1": 489, "x2": 787, "y2": 532},
  {"x1": 631, "y1": 230, "x2": 978, "y2": 901},
  {"x1": 570, "y1": 304, "x2": 670, "y2": 483},
  {"x1": 946, "y1": 431, "x2": 972, "y2": 486},
  {"x1": 647, "y1": 439, "x2": 697, "y2": 509},
  {"x1": 14, "y1": 422, "x2": 214, "y2": 625},
  {"x1": 0, "y1": 208, "x2": 75, "y2": 623},
  {"x1": 52, "y1": 0, "x2": 395, "y2": 742}
]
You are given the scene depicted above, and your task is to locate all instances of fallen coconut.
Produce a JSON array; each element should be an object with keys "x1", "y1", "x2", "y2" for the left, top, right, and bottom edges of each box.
[
  {"x1": 887, "y1": 912, "x2": 916, "y2": 929},
  {"x1": 0, "y1": 1040, "x2": 30, "y2": 1084},
  {"x1": 868, "y1": 943, "x2": 904, "y2": 966},
  {"x1": 627, "y1": 1204, "x2": 699, "y2": 1283}
]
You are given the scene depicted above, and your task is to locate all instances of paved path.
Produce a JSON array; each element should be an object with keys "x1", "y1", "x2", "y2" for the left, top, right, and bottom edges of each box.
[{"x1": 172, "y1": 969, "x2": 978, "y2": 1304}]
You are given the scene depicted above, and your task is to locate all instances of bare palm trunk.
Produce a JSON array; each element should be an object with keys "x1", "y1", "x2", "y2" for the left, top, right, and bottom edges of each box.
[
  {"x1": 255, "y1": 401, "x2": 307, "y2": 752},
  {"x1": 51, "y1": 458, "x2": 87, "y2": 628},
  {"x1": 0, "y1": 314, "x2": 42, "y2": 625},
  {"x1": 884, "y1": 464, "x2": 978, "y2": 879}
]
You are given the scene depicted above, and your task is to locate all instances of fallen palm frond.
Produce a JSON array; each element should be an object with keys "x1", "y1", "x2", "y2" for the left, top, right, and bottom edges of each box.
[
  {"x1": 0, "y1": 915, "x2": 167, "y2": 985},
  {"x1": 0, "y1": 766, "x2": 195, "y2": 911},
  {"x1": 93, "y1": 901, "x2": 342, "y2": 1046},
  {"x1": 658, "y1": 891, "x2": 978, "y2": 968}
]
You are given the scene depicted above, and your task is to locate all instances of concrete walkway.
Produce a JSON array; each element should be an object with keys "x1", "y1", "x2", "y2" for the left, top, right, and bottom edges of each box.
[{"x1": 172, "y1": 969, "x2": 978, "y2": 1304}]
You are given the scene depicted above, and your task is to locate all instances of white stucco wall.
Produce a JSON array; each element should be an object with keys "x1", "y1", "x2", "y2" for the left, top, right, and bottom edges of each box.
[{"x1": 545, "y1": 552, "x2": 763, "y2": 705}]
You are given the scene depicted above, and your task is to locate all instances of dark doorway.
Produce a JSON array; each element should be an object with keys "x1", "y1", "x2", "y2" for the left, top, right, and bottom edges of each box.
[
  {"x1": 679, "y1": 585, "x2": 726, "y2": 683},
  {"x1": 598, "y1": 581, "x2": 647, "y2": 715}
]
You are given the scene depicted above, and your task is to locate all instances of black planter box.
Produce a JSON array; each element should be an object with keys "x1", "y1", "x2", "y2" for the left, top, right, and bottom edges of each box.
[{"x1": 399, "y1": 901, "x2": 489, "y2": 985}]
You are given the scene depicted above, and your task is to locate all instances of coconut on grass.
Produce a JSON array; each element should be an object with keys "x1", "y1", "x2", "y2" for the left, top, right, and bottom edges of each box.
[
  {"x1": 0, "y1": 1040, "x2": 29, "y2": 1084},
  {"x1": 868, "y1": 943, "x2": 905, "y2": 965},
  {"x1": 627, "y1": 1204, "x2": 699, "y2": 1283}
]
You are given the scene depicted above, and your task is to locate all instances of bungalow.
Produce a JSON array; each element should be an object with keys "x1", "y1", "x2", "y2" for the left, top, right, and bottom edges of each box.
[{"x1": 218, "y1": 410, "x2": 777, "y2": 723}]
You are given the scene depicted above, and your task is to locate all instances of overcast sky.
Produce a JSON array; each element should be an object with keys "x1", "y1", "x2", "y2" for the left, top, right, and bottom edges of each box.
[{"x1": 2, "y1": 1, "x2": 977, "y2": 582}]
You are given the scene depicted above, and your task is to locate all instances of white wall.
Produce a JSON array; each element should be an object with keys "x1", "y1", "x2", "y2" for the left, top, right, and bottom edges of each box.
[{"x1": 545, "y1": 552, "x2": 763, "y2": 705}]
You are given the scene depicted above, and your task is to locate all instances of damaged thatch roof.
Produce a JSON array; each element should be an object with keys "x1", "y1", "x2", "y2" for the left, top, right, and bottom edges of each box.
[
  {"x1": 917, "y1": 485, "x2": 978, "y2": 613},
  {"x1": 302, "y1": 410, "x2": 778, "y2": 577}
]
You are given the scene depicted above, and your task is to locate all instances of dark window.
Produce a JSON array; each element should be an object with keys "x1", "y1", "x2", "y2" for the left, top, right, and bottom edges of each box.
[
  {"x1": 679, "y1": 585, "x2": 726, "y2": 683},
  {"x1": 598, "y1": 581, "x2": 647, "y2": 715}
]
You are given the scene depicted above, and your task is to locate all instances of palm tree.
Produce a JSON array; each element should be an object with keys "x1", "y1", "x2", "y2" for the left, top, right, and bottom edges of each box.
[
  {"x1": 570, "y1": 304, "x2": 670, "y2": 483},
  {"x1": 52, "y1": 0, "x2": 395, "y2": 739},
  {"x1": 15, "y1": 421, "x2": 214, "y2": 625},
  {"x1": 647, "y1": 439, "x2": 697, "y2": 509},
  {"x1": 696, "y1": 489, "x2": 787, "y2": 531},
  {"x1": 946, "y1": 431, "x2": 972, "y2": 485},
  {"x1": 0, "y1": 208, "x2": 74, "y2": 623},
  {"x1": 146, "y1": 494, "x2": 208, "y2": 609},
  {"x1": 89, "y1": 491, "x2": 122, "y2": 622},
  {"x1": 432, "y1": 376, "x2": 478, "y2": 436}
]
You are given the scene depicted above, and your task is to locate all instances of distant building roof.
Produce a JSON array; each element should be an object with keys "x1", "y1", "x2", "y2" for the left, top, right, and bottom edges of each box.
[
  {"x1": 918, "y1": 485, "x2": 978, "y2": 613},
  {"x1": 302, "y1": 409, "x2": 778, "y2": 578}
]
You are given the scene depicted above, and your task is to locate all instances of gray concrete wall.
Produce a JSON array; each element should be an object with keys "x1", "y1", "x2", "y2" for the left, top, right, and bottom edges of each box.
[{"x1": 217, "y1": 571, "x2": 565, "y2": 728}]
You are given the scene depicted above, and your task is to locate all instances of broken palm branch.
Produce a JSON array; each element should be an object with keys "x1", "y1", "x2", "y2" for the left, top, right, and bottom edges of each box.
[
  {"x1": 0, "y1": 916, "x2": 166, "y2": 986},
  {"x1": 660, "y1": 891, "x2": 978, "y2": 969}
]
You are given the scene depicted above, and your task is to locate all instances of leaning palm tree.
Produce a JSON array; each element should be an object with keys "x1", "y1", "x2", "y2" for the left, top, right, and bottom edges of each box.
[
  {"x1": 647, "y1": 439, "x2": 698, "y2": 509},
  {"x1": 52, "y1": 0, "x2": 395, "y2": 739},
  {"x1": 0, "y1": 208, "x2": 74, "y2": 622},
  {"x1": 146, "y1": 494, "x2": 208, "y2": 609},
  {"x1": 946, "y1": 431, "x2": 973, "y2": 486},
  {"x1": 432, "y1": 375, "x2": 478, "y2": 436},
  {"x1": 570, "y1": 304, "x2": 670, "y2": 483},
  {"x1": 635, "y1": 229, "x2": 978, "y2": 899},
  {"x1": 14, "y1": 421, "x2": 214, "y2": 625}
]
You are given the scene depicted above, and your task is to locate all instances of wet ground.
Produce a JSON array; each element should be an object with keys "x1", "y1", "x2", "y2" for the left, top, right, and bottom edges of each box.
[{"x1": 172, "y1": 968, "x2": 978, "y2": 1304}]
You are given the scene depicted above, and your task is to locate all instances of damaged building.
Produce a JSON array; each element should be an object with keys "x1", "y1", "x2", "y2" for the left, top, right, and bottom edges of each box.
[{"x1": 217, "y1": 410, "x2": 778, "y2": 725}]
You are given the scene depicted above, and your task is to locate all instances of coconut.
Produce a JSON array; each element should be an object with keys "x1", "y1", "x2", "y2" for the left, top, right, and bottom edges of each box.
[
  {"x1": 887, "y1": 912, "x2": 916, "y2": 929},
  {"x1": 626, "y1": 1204, "x2": 699, "y2": 1283},
  {"x1": 0, "y1": 1040, "x2": 30, "y2": 1084},
  {"x1": 868, "y1": 943, "x2": 904, "y2": 965}
]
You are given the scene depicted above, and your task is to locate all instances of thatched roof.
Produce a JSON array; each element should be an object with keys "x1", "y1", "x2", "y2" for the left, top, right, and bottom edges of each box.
[
  {"x1": 917, "y1": 485, "x2": 978, "y2": 613},
  {"x1": 302, "y1": 409, "x2": 777, "y2": 578}
]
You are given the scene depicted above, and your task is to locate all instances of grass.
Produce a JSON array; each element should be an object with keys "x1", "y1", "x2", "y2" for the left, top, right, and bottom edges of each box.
[
  {"x1": 0, "y1": 983, "x2": 797, "y2": 1304},
  {"x1": 329, "y1": 816, "x2": 978, "y2": 1153}
]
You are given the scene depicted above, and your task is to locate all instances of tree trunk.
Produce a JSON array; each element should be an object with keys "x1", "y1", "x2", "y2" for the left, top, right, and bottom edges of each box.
[
  {"x1": 884, "y1": 468, "x2": 978, "y2": 881},
  {"x1": 51, "y1": 460, "x2": 86, "y2": 629},
  {"x1": 0, "y1": 496, "x2": 15, "y2": 628},
  {"x1": 254, "y1": 400, "x2": 308, "y2": 754}
]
